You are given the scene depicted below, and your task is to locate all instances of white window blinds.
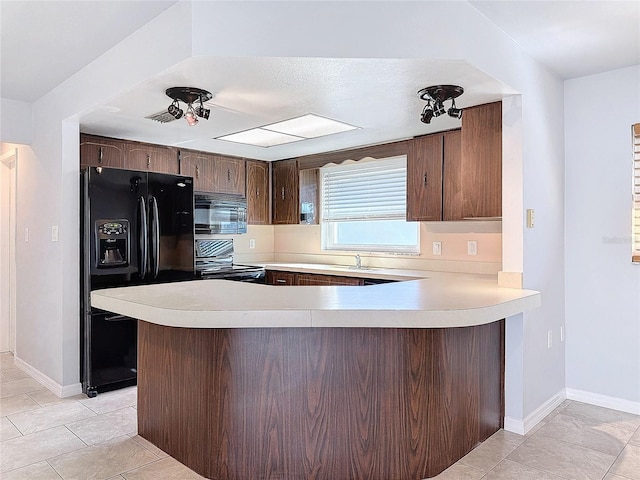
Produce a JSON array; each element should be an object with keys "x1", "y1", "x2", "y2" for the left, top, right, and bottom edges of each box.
[
  {"x1": 633, "y1": 124, "x2": 640, "y2": 263},
  {"x1": 321, "y1": 156, "x2": 407, "y2": 222}
]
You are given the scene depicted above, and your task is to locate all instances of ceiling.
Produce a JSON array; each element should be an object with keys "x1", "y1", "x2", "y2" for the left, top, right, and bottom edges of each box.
[{"x1": 1, "y1": 1, "x2": 638, "y2": 161}]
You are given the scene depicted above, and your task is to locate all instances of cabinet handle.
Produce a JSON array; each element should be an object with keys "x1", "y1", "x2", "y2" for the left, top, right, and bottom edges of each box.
[
  {"x1": 98, "y1": 147, "x2": 103, "y2": 164},
  {"x1": 227, "y1": 169, "x2": 231, "y2": 182},
  {"x1": 276, "y1": 279, "x2": 286, "y2": 284},
  {"x1": 196, "y1": 165, "x2": 200, "y2": 179},
  {"x1": 147, "y1": 154, "x2": 151, "y2": 168},
  {"x1": 423, "y1": 173, "x2": 427, "y2": 186},
  {"x1": 281, "y1": 187, "x2": 285, "y2": 200},
  {"x1": 256, "y1": 188, "x2": 260, "y2": 197}
]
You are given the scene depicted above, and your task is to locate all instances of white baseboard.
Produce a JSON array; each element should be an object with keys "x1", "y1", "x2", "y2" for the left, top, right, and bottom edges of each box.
[
  {"x1": 566, "y1": 388, "x2": 640, "y2": 415},
  {"x1": 13, "y1": 356, "x2": 82, "y2": 398},
  {"x1": 504, "y1": 390, "x2": 566, "y2": 435}
]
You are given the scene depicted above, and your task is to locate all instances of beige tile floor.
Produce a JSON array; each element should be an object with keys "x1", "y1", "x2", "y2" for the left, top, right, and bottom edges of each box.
[{"x1": 1, "y1": 352, "x2": 639, "y2": 480}]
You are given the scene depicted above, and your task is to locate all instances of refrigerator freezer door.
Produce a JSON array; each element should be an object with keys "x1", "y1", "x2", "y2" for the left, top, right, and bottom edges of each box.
[{"x1": 87, "y1": 309, "x2": 137, "y2": 394}]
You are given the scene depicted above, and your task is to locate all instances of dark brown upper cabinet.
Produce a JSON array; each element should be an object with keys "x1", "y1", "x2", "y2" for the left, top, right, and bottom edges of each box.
[
  {"x1": 272, "y1": 159, "x2": 299, "y2": 224},
  {"x1": 407, "y1": 101, "x2": 501, "y2": 222},
  {"x1": 215, "y1": 155, "x2": 246, "y2": 196},
  {"x1": 407, "y1": 130, "x2": 462, "y2": 221},
  {"x1": 80, "y1": 135, "x2": 125, "y2": 169},
  {"x1": 407, "y1": 133, "x2": 445, "y2": 221},
  {"x1": 180, "y1": 150, "x2": 216, "y2": 193},
  {"x1": 246, "y1": 160, "x2": 270, "y2": 225},
  {"x1": 460, "y1": 101, "x2": 502, "y2": 219},
  {"x1": 124, "y1": 142, "x2": 178, "y2": 175}
]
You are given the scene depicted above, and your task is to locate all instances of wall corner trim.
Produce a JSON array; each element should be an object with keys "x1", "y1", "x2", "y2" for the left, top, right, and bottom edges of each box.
[
  {"x1": 13, "y1": 356, "x2": 82, "y2": 398},
  {"x1": 566, "y1": 388, "x2": 640, "y2": 416},
  {"x1": 504, "y1": 390, "x2": 566, "y2": 435}
]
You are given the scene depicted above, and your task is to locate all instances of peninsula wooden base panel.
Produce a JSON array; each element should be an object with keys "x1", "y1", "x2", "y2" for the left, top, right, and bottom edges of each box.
[{"x1": 138, "y1": 321, "x2": 504, "y2": 480}]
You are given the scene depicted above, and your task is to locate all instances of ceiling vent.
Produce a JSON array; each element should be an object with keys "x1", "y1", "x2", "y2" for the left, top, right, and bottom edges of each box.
[{"x1": 145, "y1": 110, "x2": 177, "y2": 124}]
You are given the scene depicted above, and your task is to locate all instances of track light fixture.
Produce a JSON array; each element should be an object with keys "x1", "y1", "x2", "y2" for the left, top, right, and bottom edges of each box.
[
  {"x1": 417, "y1": 85, "x2": 464, "y2": 124},
  {"x1": 447, "y1": 98, "x2": 463, "y2": 119},
  {"x1": 167, "y1": 100, "x2": 183, "y2": 120},
  {"x1": 165, "y1": 87, "x2": 212, "y2": 126},
  {"x1": 420, "y1": 102, "x2": 435, "y2": 124}
]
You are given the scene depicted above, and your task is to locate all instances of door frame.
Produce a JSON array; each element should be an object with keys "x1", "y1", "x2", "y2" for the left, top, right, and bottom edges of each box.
[{"x1": 1, "y1": 148, "x2": 17, "y2": 354}]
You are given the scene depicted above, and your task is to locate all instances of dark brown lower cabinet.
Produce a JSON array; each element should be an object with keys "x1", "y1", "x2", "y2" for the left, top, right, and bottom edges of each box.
[
  {"x1": 267, "y1": 270, "x2": 365, "y2": 286},
  {"x1": 138, "y1": 319, "x2": 505, "y2": 480}
]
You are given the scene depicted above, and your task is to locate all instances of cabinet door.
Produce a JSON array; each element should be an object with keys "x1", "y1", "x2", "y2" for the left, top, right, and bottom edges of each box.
[
  {"x1": 246, "y1": 160, "x2": 270, "y2": 225},
  {"x1": 80, "y1": 135, "x2": 125, "y2": 168},
  {"x1": 461, "y1": 102, "x2": 502, "y2": 218},
  {"x1": 407, "y1": 134, "x2": 443, "y2": 221},
  {"x1": 297, "y1": 273, "x2": 364, "y2": 286},
  {"x1": 296, "y1": 273, "x2": 333, "y2": 286},
  {"x1": 299, "y1": 169, "x2": 319, "y2": 224},
  {"x1": 215, "y1": 156, "x2": 246, "y2": 195},
  {"x1": 180, "y1": 151, "x2": 216, "y2": 193},
  {"x1": 442, "y1": 130, "x2": 463, "y2": 221},
  {"x1": 266, "y1": 270, "x2": 297, "y2": 285},
  {"x1": 125, "y1": 143, "x2": 178, "y2": 174},
  {"x1": 272, "y1": 160, "x2": 299, "y2": 224}
]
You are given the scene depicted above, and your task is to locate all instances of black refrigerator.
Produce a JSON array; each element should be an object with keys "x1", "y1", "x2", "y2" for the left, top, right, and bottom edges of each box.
[{"x1": 80, "y1": 166, "x2": 194, "y2": 397}]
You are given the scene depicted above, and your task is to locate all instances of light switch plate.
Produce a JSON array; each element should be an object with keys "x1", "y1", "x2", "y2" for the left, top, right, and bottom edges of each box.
[
  {"x1": 467, "y1": 240, "x2": 478, "y2": 256},
  {"x1": 526, "y1": 209, "x2": 535, "y2": 228},
  {"x1": 432, "y1": 241, "x2": 442, "y2": 256},
  {"x1": 249, "y1": 238, "x2": 255, "y2": 249},
  {"x1": 51, "y1": 225, "x2": 59, "y2": 242}
]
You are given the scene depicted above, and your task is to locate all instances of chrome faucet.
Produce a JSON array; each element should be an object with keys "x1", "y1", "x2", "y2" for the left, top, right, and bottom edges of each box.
[{"x1": 355, "y1": 254, "x2": 361, "y2": 269}]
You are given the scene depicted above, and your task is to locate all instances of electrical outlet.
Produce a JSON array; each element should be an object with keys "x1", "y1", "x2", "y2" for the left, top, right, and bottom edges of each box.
[
  {"x1": 249, "y1": 238, "x2": 256, "y2": 249},
  {"x1": 467, "y1": 240, "x2": 478, "y2": 256},
  {"x1": 547, "y1": 330, "x2": 553, "y2": 349},
  {"x1": 51, "y1": 225, "x2": 59, "y2": 242},
  {"x1": 432, "y1": 241, "x2": 442, "y2": 256}
]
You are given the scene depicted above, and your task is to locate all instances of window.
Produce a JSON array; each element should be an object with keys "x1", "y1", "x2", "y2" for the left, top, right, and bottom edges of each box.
[
  {"x1": 321, "y1": 156, "x2": 419, "y2": 253},
  {"x1": 633, "y1": 124, "x2": 640, "y2": 263}
]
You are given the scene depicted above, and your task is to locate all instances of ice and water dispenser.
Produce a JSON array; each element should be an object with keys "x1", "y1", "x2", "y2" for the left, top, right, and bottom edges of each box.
[{"x1": 95, "y1": 219, "x2": 130, "y2": 268}]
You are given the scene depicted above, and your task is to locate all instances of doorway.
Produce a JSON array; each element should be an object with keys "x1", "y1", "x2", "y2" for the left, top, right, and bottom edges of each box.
[{"x1": 1, "y1": 149, "x2": 17, "y2": 353}]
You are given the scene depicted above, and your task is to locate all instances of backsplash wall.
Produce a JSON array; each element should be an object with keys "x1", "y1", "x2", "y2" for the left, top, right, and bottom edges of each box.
[
  {"x1": 271, "y1": 222, "x2": 502, "y2": 274},
  {"x1": 214, "y1": 222, "x2": 502, "y2": 274}
]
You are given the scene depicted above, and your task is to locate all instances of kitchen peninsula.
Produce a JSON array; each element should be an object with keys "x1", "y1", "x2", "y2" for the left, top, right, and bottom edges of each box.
[{"x1": 92, "y1": 269, "x2": 539, "y2": 480}]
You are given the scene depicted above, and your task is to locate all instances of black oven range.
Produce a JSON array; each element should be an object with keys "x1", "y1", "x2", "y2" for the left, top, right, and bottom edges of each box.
[{"x1": 195, "y1": 239, "x2": 265, "y2": 283}]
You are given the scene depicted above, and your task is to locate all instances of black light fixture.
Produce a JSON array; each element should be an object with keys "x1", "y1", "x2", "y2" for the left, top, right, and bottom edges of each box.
[
  {"x1": 167, "y1": 100, "x2": 183, "y2": 119},
  {"x1": 165, "y1": 87, "x2": 212, "y2": 126},
  {"x1": 420, "y1": 101, "x2": 435, "y2": 124},
  {"x1": 418, "y1": 85, "x2": 464, "y2": 123},
  {"x1": 447, "y1": 98, "x2": 463, "y2": 119}
]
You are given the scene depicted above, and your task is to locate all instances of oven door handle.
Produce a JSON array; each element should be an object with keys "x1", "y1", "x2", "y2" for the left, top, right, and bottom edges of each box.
[
  {"x1": 138, "y1": 196, "x2": 148, "y2": 279},
  {"x1": 104, "y1": 314, "x2": 131, "y2": 322}
]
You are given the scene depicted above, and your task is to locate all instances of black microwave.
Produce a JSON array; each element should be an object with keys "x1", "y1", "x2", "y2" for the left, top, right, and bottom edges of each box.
[{"x1": 194, "y1": 194, "x2": 247, "y2": 234}]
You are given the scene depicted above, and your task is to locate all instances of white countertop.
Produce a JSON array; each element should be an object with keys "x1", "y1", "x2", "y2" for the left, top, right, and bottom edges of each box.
[{"x1": 91, "y1": 264, "x2": 540, "y2": 329}]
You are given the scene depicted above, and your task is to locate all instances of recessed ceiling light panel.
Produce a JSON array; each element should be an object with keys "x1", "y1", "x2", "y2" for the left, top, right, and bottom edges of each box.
[
  {"x1": 216, "y1": 128, "x2": 304, "y2": 147},
  {"x1": 264, "y1": 114, "x2": 359, "y2": 138}
]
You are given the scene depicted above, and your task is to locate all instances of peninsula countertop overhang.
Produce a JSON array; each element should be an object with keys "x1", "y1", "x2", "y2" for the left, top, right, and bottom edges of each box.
[{"x1": 91, "y1": 267, "x2": 541, "y2": 329}]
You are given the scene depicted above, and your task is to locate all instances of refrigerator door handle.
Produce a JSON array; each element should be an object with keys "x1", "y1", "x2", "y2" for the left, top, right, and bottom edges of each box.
[
  {"x1": 150, "y1": 196, "x2": 160, "y2": 279},
  {"x1": 138, "y1": 196, "x2": 148, "y2": 279}
]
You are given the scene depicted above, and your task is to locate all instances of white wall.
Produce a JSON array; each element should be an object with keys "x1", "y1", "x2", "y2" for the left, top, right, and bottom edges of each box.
[
  {"x1": 3, "y1": 1, "x2": 194, "y2": 393},
  {"x1": 0, "y1": 99, "x2": 32, "y2": 145},
  {"x1": 565, "y1": 66, "x2": 640, "y2": 413},
  {"x1": 7, "y1": 1, "x2": 569, "y2": 425}
]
